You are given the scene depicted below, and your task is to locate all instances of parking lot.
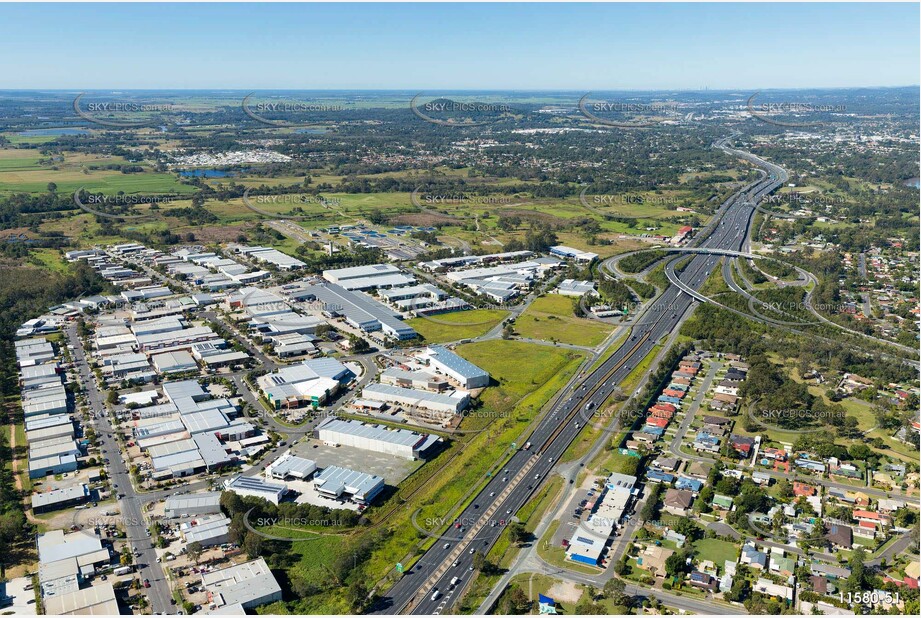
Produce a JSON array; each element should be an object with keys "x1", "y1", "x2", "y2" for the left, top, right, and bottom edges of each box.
[{"x1": 291, "y1": 437, "x2": 423, "y2": 485}]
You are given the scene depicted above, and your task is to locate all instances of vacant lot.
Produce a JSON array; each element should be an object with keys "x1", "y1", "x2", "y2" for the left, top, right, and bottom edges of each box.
[
  {"x1": 515, "y1": 294, "x2": 613, "y2": 347},
  {"x1": 407, "y1": 308, "x2": 508, "y2": 343},
  {"x1": 692, "y1": 537, "x2": 739, "y2": 566}
]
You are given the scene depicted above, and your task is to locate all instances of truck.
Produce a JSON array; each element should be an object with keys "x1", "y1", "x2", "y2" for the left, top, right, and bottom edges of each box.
[{"x1": 114, "y1": 566, "x2": 133, "y2": 576}]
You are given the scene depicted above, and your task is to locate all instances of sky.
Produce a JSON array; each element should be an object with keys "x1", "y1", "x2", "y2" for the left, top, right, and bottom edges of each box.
[{"x1": 0, "y1": 2, "x2": 918, "y2": 90}]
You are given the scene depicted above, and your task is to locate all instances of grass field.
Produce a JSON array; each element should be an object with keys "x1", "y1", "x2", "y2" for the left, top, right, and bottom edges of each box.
[
  {"x1": 691, "y1": 538, "x2": 739, "y2": 566},
  {"x1": 407, "y1": 309, "x2": 509, "y2": 344},
  {"x1": 515, "y1": 294, "x2": 614, "y2": 347}
]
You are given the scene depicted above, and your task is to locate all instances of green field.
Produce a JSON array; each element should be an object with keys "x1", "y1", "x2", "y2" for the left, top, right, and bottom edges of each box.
[
  {"x1": 691, "y1": 538, "x2": 739, "y2": 566},
  {"x1": 407, "y1": 308, "x2": 509, "y2": 344},
  {"x1": 515, "y1": 294, "x2": 614, "y2": 347}
]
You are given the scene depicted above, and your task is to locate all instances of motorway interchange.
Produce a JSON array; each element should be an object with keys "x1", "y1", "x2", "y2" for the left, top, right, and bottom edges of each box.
[{"x1": 372, "y1": 139, "x2": 791, "y2": 615}]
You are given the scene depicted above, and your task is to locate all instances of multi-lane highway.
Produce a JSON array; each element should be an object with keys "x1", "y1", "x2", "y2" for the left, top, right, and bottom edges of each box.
[{"x1": 371, "y1": 140, "x2": 787, "y2": 615}]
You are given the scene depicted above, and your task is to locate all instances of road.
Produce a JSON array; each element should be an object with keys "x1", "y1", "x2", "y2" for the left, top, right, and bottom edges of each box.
[
  {"x1": 370, "y1": 139, "x2": 787, "y2": 615},
  {"x1": 65, "y1": 323, "x2": 174, "y2": 615}
]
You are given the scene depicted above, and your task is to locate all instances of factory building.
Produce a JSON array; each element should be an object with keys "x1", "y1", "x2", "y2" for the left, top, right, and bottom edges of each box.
[
  {"x1": 292, "y1": 283, "x2": 417, "y2": 340},
  {"x1": 224, "y1": 475, "x2": 287, "y2": 505},
  {"x1": 164, "y1": 491, "x2": 223, "y2": 518},
  {"x1": 313, "y1": 465, "x2": 385, "y2": 504},
  {"x1": 316, "y1": 417, "x2": 440, "y2": 460},
  {"x1": 362, "y1": 383, "x2": 470, "y2": 414},
  {"x1": 420, "y1": 345, "x2": 490, "y2": 389},
  {"x1": 201, "y1": 557, "x2": 283, "y2": 610}
]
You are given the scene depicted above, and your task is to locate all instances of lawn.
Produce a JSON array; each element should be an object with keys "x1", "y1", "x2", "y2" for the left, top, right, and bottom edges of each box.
[
  {"x1": 692, "y1": 538, "x2": 739, "y2": 566},
  {"x1": 0, "y1": 168, "x2": 195, "y2": 195},
  {"x1": 407, "y1": 308, "x2": 509, "y2": 344},
  {"x1": 515, "y1": 294, "x2": 614, "y2": 347}
]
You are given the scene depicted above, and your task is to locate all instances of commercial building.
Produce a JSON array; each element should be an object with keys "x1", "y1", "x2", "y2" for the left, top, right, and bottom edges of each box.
[
  {"x1": 256, "y1": 358, "x2": 353, "y2": 410},
  {"x1": 201, "y1": 557, "x2": 283, "y2": 610},
  {"x1": 315, "y1": 417, "x2": 440, "y2": 460},
  {"x1": 165, "y1": 491, "x2": 223, "y2": 518},
  {"x1": 236, "y1": 246, "x2": 307, "y2": 270},
  {"x1": 29, "y1": 454, "x2": 78, "y2": 479},
  {"x1": 313, "y1": 465, "x2": 385, "y2": 504},
  {"x1": 420, "y1": 345, "x2": 490, "y2": 389},
  {"x1": 556, "y1": 279, "x2": 597, "y2": 297}
]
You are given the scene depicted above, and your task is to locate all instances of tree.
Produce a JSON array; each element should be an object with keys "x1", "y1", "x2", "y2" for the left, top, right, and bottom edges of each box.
[
  {"x1": 186, "y1": 541, "x2": 202, "y2": 564},
  {"x1": 603, "y1": 577, "x2": 630, "y2": 606},
  {"x1": 349, "y1": 334, "x2": 371, "y2": 353},
  {"x1": 243, "y1": 532, "x2": 263, "y2": 559},
  {"x1": 507, "y1": 522, "x2": 526, "y2": 545},
  {"x1": 106, "y1": 389, "x2": 119, "y2": 405},
  {"x1": 500, "y1": 585, "x2": 533, "y2": 614}
]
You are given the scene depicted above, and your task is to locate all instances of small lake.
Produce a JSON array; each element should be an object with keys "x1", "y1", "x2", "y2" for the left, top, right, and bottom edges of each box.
[
  {"x1": 294, "y1": 127, "x2": 328, "y2": 134},
  {"x1": 19, "y1": 128, "x2": 90, "y2": 137},
  {"x1": 178, "y1": 169, "x2": 236, "y2": 178}
]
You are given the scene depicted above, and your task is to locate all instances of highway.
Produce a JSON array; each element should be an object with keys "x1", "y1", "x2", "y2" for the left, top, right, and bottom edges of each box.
[{"x1": 370, "y1": 139, "x2": 787, "y2": 615}]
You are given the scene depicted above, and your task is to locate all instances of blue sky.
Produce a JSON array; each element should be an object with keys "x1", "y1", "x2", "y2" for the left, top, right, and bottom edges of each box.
[{"x1": 1, "y1": 2, "x2": 917, "y2": 89}]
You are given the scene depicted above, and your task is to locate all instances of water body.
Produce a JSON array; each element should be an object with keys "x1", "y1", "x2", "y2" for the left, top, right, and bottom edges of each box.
[
  {"x1": 294, "y1": 127, "x2": 328, "y2": 134},
  {"x1": 178, "y1": 169, "x2": 236, "y2": 178},
  {"x1": 19, "y1": 128, "x2": 90, "y2": 137}
]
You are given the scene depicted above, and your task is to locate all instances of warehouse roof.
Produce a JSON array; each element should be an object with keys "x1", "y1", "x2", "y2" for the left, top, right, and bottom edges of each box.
[
  {"x1": 425, "y1": 345, "x2": 489, "y2": 380},
  {"x1": 43, "y1": 582, "x2": 119, "y2": 615},
  {"x1": 164, "y1": 491, "x2": 222, "y2": 515},
  {"x1": 317, "y1": 417, "x2": 438, "y2": 450},
  {"x1": 201, "y1": 557, "x2": 282, "y2": 609},
  {"x1": 32, "y1": 483, "x2": 89, "y2": 510},
  {"x1": 363, "y1": 383, "x2": 468, "y2": 408},
  {"x1": 314, "y1": 465, "x2": 384, "y2": 499}
]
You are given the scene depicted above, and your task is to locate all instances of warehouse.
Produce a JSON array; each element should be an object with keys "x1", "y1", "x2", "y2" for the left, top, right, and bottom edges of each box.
[
  {"x1": 237, "y1": 246, "x2": 307, "y2": 270},
  {"x1": 26, "y1": 421, "x2": 75, "y2": 443},
  {"x1": 134, "y1": 418, "x2": 187, "y2": 443},
  {"x1": 224, "y1": 475, "x2": 287, "y2": 505},
  {"x1": 313, "y1": 465, "x2": 385, "y2": 504},
  {"x1": 101, "y1": 352, "x2": 155, "y2": 382},
  {"x1": 201, "y1": 557, "x2": 283, "y2": 610},
  {"x1": 165, "y1": 491, "x2": 223, "y2": 518},
  {"x1": 180, "y1": 514, "x2": 232, "y2": 547},
  {"x1": 362, "y1": 383, "x2": 470, "y2": 414},
  {"x1": 256, "y1": 359, "x2": 353, "y2": 410},
  {"x1": 32, "y1": 483, "x2": 90, "y2": 514},
  {"x1": 265, "y1": 452, "x2": 317, "y2": 480},
  {"x1": 22, "y1": 385, "x2": 69, "y2": 417},
  {"x1": 193, "y1": 432, "x2": 234, "y2": 471},
  {"x1": 550, "y1": 245, "x2": 599, "y2": 262},
  {"x1": 322, "y1": 263, "x2": 415, "y2": 290},
  {"x1": 182, "y1": 408, "x2": 233, "y2": 435},
  {"x1": 150, "y1": 439, "x2": 206, "y2": 476},
  {"x1": 26, "y1": 413, "x2": 74, "y2": 433},
  {"x1": 151, "y1": 350, "x2": 199, "y2": 374},
  {"x1": 380, "y1": 367, "x2": 448, "y2": 392},
  {"x1": 29, "y1": 454, "x2": 78, "y2": 478},
  {"x1": 43, "y1": 582, "x2": 119, "y2": 615},
  {"x1": 421, "y1": 345, "x2": 490, "y2": 389},
  {"x1": 316, "y1": 417, "x2": 440, "y2": 460},
  {"x1": 131, "y1": 316, "x2": 185, "y2": 337},
  {"x1": 293, "y1": 283, "x2": 417, "y2": 340},
  {"x1": 379, "y1": 283, "x2": 448, "y2": 304},
  {"x1": 29, "y1": 439, "x2": 81, "y2": 461}
]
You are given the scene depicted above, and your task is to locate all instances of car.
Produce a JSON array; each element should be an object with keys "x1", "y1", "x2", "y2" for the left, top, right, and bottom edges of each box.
[
  {"x1": 469, "y1": 548, "x2": 475, "y2": 554},
  {"x1": 506, "y1": 509, "x2": 512, "y2": 514},
  {"x1": 430, "y1": 589, "x2": 440, "y2": 601},
  {"x1": 489, "y1": 492, "x2": 495, "y2": 497},
  {"x1": 443, "y1": 543, "x2": 451, "y2": 549},
  {"x1": 143, "y1": 579, "x2": 151, "y2": 588},
  {"x1": 452, "y1": 560, "x2": 459, "y2": 567}
]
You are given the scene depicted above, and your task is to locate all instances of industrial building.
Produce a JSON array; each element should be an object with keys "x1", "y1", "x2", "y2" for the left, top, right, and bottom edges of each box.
[
  {"x1": 43, "y1": 582, "x2": 119, "y2": 615},
  {"x1": 362, "y1": 383, "x2": 470, "y2": 414},
  {"x1": 151, "y1": 350, "x2": 199, "y2": 374},
  {"x1": 224, "y1": 475, "x2": 288, "y2": 505},
  {"x1": 180, "y1": 514, "x2": 232, "y2": 547},
  {"x1": 420, "y1": 345, "x2": 490, "y2": 389},
  {"x1": 201, "y1": 557, "x2": 283, "y2": 610},
  {"x1": 256, "y1": 358, "x2": 353, "y2": 410},
  {"x1": 165, "y1": 491, "x2": 223, "y2": 518},
  {"x1": 32, "y1": 483, "x2": 90, "y2": 514},
  {"x1": 380, "y1": 367, "x2": 448, "y2": 392},
  {"x1": 313, "y1": 465, "x2": 385, "y2": 504},
  {"x1": 265, "y1": 452, "x2": 317, "y2": 480},
  {"x1": 292, "y1": 283, "x2": 418, "y2": 340},
  {"x1": 316, "y1": 417, "x2": 440, "y2": 460},
  {"x1": 322, "y1": 263, "x2": 415, "y2": 290},
  {"x1": 29, "y1": 453, "x2": 78, "y2": 479},
  {"x1": 236, "y1": 245, "x2": 307, "y2": 270},
  {"x1": 549, "y1": 245, "x2": 599, "y2": 262}
]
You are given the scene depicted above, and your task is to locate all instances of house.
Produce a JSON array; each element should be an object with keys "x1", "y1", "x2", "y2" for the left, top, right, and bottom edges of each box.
[
  {"x1": 663, "y1": 488, "x2": 694, "y2": 516},
  {"x1": 637, "y1": 545, "x2": 674, "y2": 576},
  {"x1": 646, "y1": 470, "x2": 675, "y2": 484},
  {"x1": 675, "y1": 476, "x2": 703, "y2": 492},
  {"x1": 793, "y1": 482, "x2": 817, "y2": 497},
  {"x1": 740, "y1": 542, "x2": 768, "y2": 570},
  {"x1": 825, "y1": 524, "x2": 853, "y2": 550},
  {"x1": 690, "y1": 571, "x2": 718, "y2": 591},
  {"x1": 652, "y1": 456, "x2": 680, "y2": 472},
  {"x1": 855, "y1": 521, "x2": 876, "y2": 539},
  {"x1": 711, "y1": 494, "x2": 734, "y2": 511},
  {"x1": 752, "y1": 472, "x2": 772, "y2": 486},
  {"x1": 810, "y1": 561, "x2": 851, "y2": 580},
  {"x1": 730, "y1": 435, "x2": 755, "y2": 458}
]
